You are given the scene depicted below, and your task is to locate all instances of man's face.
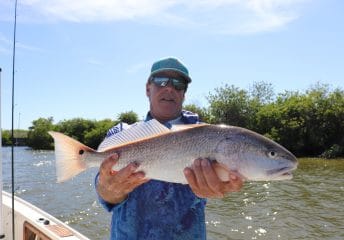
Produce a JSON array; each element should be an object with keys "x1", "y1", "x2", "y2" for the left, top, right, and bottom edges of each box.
[{"x1": 146, "y1": 71, "x2": 187, "y2": 122}]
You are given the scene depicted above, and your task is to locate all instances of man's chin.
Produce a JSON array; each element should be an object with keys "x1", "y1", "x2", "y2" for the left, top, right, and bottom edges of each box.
[
  {"x1": 155, "y1": 108, "x2": 180, "y2": 121},
  {"x1": 159, "y1": 100, "x2": 177, "y2": 108}
]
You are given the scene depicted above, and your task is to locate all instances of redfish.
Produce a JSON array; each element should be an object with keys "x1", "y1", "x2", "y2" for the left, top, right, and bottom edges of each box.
[{"x1": 49, "y1": 119, "x2": 297, "y2": 183}]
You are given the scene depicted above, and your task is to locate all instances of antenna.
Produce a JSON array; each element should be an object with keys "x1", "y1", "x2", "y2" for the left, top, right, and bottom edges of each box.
[
  {"x1": 0, "y1": 67, "x2": 5, "y2": 239},
  {"x1": 10, "y1": 0, "x2": 19, "y2": 239}
]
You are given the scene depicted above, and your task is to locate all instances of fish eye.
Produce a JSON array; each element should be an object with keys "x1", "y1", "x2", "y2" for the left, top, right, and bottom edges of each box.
[
  {"x1": 79, "y1": 149, "x2": 84, "y2": 155},
  {"x1": 268, "y1": 151, "x2": 276, "y2": 158}
]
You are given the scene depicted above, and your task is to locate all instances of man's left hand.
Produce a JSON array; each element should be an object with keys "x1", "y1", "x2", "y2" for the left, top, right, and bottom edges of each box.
[{"x1": 184, "y1": 158, "x2": 243, "y2": 198}]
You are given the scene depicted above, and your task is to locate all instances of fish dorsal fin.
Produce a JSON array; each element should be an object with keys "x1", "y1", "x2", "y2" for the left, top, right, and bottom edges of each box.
[
  {"x1": 171, "y1": 123, "x2": 208, "y2": 131},
  {"x1": 97, "y1": 119, "x2": 170, "y2": 152}
]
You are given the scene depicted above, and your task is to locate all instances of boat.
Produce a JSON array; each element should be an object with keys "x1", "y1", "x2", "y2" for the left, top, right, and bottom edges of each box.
[{"x1": 1, "y1": 191, "x2": 90, "y2": 240}]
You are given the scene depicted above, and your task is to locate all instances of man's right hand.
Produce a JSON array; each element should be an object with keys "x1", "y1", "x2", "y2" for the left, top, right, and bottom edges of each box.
[{"x1": 96, "y1": 153, "x2": 149, "y2": 204}]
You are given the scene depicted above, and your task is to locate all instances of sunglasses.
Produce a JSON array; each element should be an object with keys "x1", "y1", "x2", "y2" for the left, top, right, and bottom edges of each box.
[{"x1": 150, "y1": 77, "x2": 187, "y2": 91}]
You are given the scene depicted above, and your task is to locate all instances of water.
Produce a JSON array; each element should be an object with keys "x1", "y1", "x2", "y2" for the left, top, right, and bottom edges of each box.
[{"x1": 1, "y1": 147, "x2": 344, "y2": 240}]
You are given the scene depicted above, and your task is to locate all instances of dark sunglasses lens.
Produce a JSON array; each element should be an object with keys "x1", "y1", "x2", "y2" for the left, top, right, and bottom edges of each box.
[
  {"x1": 172, "y1": 79, "x2": 186, "y2": 90},
  {"x1": 152, "y1": 77, "x2": 169, "y2": 86},
  {"x1": 151, "y1": 77, "x2": 186, "y2": 90}
]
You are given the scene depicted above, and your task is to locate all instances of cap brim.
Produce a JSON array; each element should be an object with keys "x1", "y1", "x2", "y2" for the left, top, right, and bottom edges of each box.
[{"x1": 150, "y1": 68, "x2": 192, "y2": 83}]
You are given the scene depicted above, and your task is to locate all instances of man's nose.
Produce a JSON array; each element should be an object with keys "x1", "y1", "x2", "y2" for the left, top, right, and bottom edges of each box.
[{"x1": 163, "y1": 80, "x2": 175, "y2": 90}]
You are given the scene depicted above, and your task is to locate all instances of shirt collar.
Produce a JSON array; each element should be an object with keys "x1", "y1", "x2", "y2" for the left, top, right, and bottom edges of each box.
[
  {"x1": 145, "y1": 112, "x2": 182, "y2": 129},
  {"x1": 145, "y1": 110, "x2": 199, "y2": 127}
]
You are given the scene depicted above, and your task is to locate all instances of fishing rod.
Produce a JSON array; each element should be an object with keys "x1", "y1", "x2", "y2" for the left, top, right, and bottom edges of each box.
[
  {"x1": 10, "y1": 0, "x2": 19, "y2": 239},
  {"x1": 0, "y1": 67, "x2": 4, "y2": 239}
]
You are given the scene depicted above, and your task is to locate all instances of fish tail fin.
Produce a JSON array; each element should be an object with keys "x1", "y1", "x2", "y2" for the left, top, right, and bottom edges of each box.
[{"x1": 48, "y1": 131, "x2": 95, "y2": 182}]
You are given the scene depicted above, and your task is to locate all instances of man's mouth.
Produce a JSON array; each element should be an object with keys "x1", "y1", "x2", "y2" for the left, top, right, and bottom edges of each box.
[{"x1": 161, "y1": 98, "x2": 175, "y2": 102}]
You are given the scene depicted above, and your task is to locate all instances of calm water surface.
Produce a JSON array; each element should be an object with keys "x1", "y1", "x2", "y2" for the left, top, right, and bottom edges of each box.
[{"x1": 1, "y1": 147, "x2": 344, "y2": 239}]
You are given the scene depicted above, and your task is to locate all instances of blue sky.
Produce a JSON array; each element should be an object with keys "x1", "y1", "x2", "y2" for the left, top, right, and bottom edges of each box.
[{"x1": 0, "y1": 0, "x2": 343, "y2": 130}]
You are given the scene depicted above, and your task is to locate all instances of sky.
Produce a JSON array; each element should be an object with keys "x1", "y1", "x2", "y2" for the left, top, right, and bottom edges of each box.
[{"x1": 0, "y1": 0, "x2": 343, "y2": 130}]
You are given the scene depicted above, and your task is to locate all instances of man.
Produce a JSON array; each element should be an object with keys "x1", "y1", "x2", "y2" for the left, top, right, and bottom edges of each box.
[{"x1": 95, "y1": 57, "x2": 243, "y2": 239}]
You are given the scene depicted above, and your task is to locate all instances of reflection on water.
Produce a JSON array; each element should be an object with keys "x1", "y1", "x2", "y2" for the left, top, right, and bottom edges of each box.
[{"x1": 2, "y1": 147, "x2": 344, "y2": 240}]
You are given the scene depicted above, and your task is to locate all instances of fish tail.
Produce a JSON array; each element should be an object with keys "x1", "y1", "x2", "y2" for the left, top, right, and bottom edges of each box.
[{"x1": 48, "y1": 131, "x2": 95, "y2": 182}]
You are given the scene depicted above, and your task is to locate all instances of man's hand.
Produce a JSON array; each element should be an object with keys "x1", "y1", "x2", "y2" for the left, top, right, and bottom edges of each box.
[
  {"x1": 184, "y1": 158, "x2": 243, "y2": 198},
  {"x1": 97, "y1": 153, "x2": 149, "y2": 204}
]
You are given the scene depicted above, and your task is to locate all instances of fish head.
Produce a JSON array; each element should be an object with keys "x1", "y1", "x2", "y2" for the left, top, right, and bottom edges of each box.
[{"x1": 215, "y1": 126, "x2": 298, "y2": 181}]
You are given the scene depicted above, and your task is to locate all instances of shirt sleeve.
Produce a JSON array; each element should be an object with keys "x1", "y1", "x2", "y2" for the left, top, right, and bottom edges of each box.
[{"x1": 105, "y1": 122, "x2": 131, "y2": 138}]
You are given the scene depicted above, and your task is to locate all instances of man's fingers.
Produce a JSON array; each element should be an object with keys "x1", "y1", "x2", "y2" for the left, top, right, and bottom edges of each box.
[
  {"x1": 201, "y1": 159, "x2": 223, "y2": 194},
  {"x1": 99, "y1": 153, "x2": 119, "y2": 177},
  {"x1": 184, "y1": 159, "x2": 245, "y2": 198},
  {"x1": 192, "y1": 159, "x2": 208, "y2": 188},
  {"x1": 129, "y1": 171, "x2": 146, "y2": 180},
  {"x1": 224, "y1": 171, "x2": 244, "y2": 192},
  {"x1": 196, "y1": 159, "x2": 224, "y2": 197},
  {"x1": 114, "y1": 162, "x2": 140, "y2": 181},
  {"x1": 184, "y1": 167, "x2": 197, "y2": 187},
  {"x1": 119, "y1": 172, "x2": 149, "y2": 194},
  {"x1": 184, "y1": 167, "x2": 206, "y2": 197},
  {"x1": 185, "y1": 160, "x2": 221, "y2": 198},
  {"x1": 126, "y1": 171, "x2": 148, "y2": 186}
]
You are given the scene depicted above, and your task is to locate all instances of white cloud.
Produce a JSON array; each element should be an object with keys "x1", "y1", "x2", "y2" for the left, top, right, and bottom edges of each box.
[
  {"x1": 16, "y1": 42, "x2": 43, "y2": 52},
  {"x1": 1, "y1": 0, "x2": 311, "y2": 34},
  {"x1": 0, "y1": 32, "x2": 43, "y2": 55},
  {"x1": 17, "y1": 0, "x2": 174, "y2": 22}
]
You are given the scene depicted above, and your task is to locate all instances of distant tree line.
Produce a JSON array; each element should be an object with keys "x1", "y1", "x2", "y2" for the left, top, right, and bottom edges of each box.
[
  {"x1": 1, "y1": 111, "x2": 139, "y2": 150},
  {"x1": 186, "y1": 82, "x2": 344, "y2": 158},
  {"x1": 1, "y1": 129, "x2": 28, "y2": 146},
  {"x1": 1, "y1": 82, "x2": 344, "y2": 158},
  {"x1": 28, "y1": 111, "x2": 139, "y2": 150}
]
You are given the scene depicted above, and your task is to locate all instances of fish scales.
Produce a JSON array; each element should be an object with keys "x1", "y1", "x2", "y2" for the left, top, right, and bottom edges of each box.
[
  {"x1": 49, "y1": 119, "x2": 297, "y2": 183},
  {"x1": 107, "y1": 125, "x2": 221, "y2": 183}
]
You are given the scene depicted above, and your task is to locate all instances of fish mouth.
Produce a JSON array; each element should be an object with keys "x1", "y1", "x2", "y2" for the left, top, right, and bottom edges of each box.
[{"x1": 267, "y1": 165, "x2": 297, "y2": 180}]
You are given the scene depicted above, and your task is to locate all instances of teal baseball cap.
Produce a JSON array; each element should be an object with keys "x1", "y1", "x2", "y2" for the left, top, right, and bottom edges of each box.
[{"x1": 149, "y1": 57, "x2": 192, "y2": 83}]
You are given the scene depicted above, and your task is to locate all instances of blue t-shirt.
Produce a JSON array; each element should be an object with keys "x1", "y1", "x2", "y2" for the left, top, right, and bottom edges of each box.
[{"x1": 95, "y1": 111, "x2": 207, "y2": 240}]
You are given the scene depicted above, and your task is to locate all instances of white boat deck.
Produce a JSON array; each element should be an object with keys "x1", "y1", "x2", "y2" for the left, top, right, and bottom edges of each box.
[{"x1": 1, "y1": 191, "x2": 90, "y2": 240}]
